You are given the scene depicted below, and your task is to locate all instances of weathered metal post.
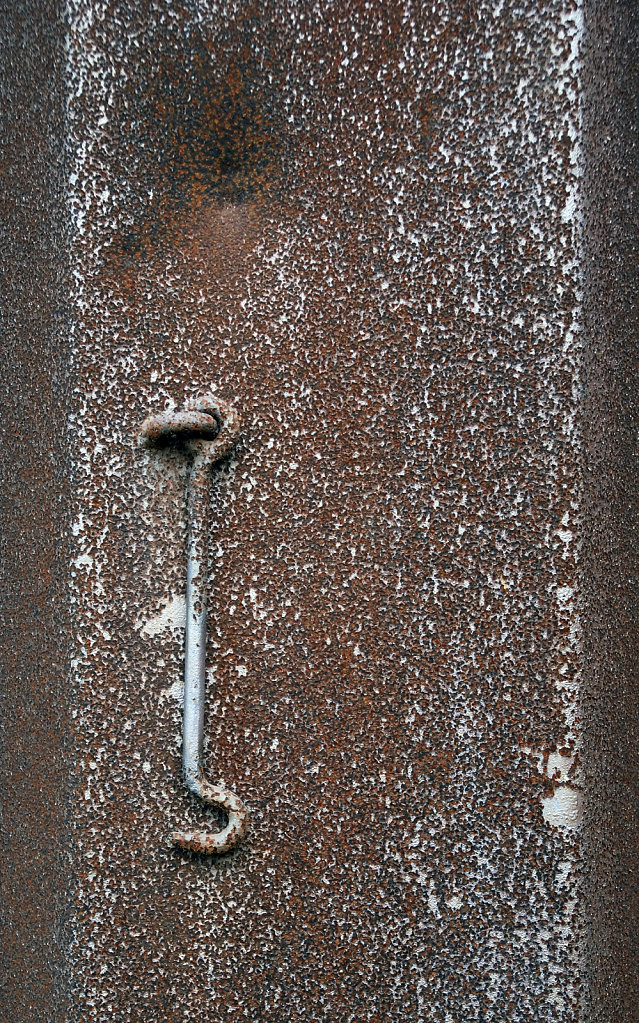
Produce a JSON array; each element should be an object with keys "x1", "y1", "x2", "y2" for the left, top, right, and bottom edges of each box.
[{"x1": 3, "y1": 0, "x2": 639, "y2": 1020}]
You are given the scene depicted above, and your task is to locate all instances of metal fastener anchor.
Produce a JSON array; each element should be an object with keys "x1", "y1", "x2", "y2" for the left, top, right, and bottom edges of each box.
[{"x1": 140, "y1": 395, "x2": 248, "y2": 854}]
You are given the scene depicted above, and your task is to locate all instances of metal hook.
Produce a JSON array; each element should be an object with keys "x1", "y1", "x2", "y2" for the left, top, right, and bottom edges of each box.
[{"x1": 140, "y1": 395, "x2": 248, "y2": 854}]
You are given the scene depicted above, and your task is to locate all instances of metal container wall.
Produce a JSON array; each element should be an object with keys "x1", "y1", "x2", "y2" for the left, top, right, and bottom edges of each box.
[{"x1": 6, "y1": 0, "x2": 634, "y2": 1020}]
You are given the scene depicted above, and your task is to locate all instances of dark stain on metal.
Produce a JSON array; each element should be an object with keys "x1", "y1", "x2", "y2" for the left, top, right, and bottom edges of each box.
[
  {"x1": 140, "y1": 396, "x2": 249, "y2": 855},
  {"x1": 13, "y1": 0, "x2": 639, "y2": 1019}
]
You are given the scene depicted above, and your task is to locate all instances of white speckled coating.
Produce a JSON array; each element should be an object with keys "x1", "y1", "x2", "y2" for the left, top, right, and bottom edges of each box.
[{"x1": 65, "y1": 1, "x2": 584, "y2": 1019}]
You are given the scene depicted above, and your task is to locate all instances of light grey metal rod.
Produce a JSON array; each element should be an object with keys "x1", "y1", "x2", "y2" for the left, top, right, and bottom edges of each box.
[{"x1": 140, "y1": 396, "x2": 248, "y2": 855}]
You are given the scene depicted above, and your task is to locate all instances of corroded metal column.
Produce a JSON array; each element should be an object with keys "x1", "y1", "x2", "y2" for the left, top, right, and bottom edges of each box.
[
  {"x1": 0, "y1": 2, "x2": 71, "y2": 1021},
  {"x1": 3, "y1": 0, "x2": 638, "y2": 1021},
  {"x1": 63, "y1": 2, "x2": 584, "y2": 1018}
]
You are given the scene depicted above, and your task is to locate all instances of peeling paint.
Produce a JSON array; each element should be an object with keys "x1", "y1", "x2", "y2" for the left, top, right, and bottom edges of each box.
[
  {"x1": 62, "y1": 0, "x2": 585, "y2": 1019},
  {"x1": 136, "y1": 592, "x2": 186, "y2": 638},
  {"x1": 542, "y1": 786, "x2": 583, "y2": 832}
]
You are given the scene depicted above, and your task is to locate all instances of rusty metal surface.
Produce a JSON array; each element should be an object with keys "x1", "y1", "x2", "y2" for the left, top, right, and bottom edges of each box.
[
  {"x1": 0, "y1": 1, "x2": 72, "y2": 1020},
  {"x1": 582, "y1": 3, "x2": 639, "y2": 1020},
  {"x1": 18, "y1": 2, "x2": 639, "y2": 1019},
  {"x1": 63, "y1": 1, "x2": 585, "y2": 1019}
]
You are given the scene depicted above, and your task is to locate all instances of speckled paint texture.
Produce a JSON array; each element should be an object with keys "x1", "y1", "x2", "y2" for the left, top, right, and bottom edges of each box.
[
  {"x1": 4, "y1": 0, "x2": 591, "y2": 1019},
  {"x1": 63, "y1": 2, "x2": 584, "y2": 1019}
]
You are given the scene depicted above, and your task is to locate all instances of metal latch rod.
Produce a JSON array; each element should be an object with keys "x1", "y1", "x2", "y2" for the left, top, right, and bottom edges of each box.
[{"x1": 140, "y1": 395, "x2": 248, "y2": 854}]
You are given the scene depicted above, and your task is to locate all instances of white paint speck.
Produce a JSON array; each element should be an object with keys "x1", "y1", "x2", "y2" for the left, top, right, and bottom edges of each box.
[
  {"x1": 136, "y1": 593, "x2": 186, "y2": 637},
  {"x1": 542, "y1": 785, "x2": 582, "y2": 832}
]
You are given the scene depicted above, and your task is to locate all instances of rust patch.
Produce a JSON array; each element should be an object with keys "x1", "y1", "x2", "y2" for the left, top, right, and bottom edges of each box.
[{"x1": 111, "y1": 11, "x2": 282, "y2": 261}]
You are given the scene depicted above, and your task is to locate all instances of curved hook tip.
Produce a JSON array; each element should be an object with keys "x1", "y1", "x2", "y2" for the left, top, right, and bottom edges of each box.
[
  {"x1": 172, "y1": 780, "x2": 249, "y2": 855},
  {"x1": 171, "y1": 812, "x2": 249, "y2": 856}
]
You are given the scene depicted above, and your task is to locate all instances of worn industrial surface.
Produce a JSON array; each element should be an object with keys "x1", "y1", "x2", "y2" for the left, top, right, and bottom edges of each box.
[
  {"x1": 61, "y1": 1, "x2": 585, "y2": 1020},
  {"x1": 0, "y1": 2, "x2": 72, "y2": 1021},
  {"x1": 581, "y1": 2, "x2": 639, "y2": 1021}
]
